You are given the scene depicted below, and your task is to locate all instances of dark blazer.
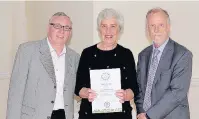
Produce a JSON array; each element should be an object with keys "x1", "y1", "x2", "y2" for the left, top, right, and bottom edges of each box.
[{"x1": 135, "y1": 39, "x2": 193, "y2": 119}]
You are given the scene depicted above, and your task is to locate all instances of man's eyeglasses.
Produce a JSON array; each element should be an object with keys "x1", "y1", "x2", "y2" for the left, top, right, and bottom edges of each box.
[{"x1": 50, "y1": 23, "x2": 72, "y2": 31}]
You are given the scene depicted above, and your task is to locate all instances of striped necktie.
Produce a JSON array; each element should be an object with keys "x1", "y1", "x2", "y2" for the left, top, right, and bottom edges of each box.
[{"x1": 143, "y1": 48, "x2": 160, "y2": 111}]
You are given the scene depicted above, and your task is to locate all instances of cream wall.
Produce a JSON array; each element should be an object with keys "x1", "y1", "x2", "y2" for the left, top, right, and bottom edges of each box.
[
  {"x1": 26, "y1": 1, "x2": 93, "y2": 54},
  {"x1": 0, "y1": 2, "x2": 27, "y2": 119},
  {"x1": 0, "y1": 2, "x2": 13, "y2": 75},
  {"x1": 0, "y1": 1, "x2": 199, "y2": 119}
]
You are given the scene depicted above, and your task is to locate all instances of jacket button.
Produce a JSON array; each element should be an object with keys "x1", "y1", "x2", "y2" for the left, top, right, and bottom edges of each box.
[
  {"x1": 54, "y1": 86, "x2": 56, "y2": 89},
  {"x1": 51, "y1": 101, "x2": 54, "y2": 104}
]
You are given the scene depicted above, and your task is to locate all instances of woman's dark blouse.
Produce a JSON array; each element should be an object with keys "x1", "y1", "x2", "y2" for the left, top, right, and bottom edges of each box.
[{"x1": 75, "y1": 44, "x2": 139, "y2": 119}]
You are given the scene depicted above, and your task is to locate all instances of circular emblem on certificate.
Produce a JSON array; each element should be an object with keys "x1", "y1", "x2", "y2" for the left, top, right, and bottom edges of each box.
[
  {"x1": 101, "y1": 72, "x2": 110, "y2": 81},
  {"x1": 104, "y1": 101, "x2": 110, "y2": 108}
]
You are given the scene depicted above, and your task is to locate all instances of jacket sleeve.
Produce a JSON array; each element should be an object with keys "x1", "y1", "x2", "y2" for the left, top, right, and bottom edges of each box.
[
  {"x1": 126, "y1": 50, "x2": 139, "y2": 98},
  {"x1": 6, "y1": 44, "x2": 31, "y2": 119},
  {"x1": 134, "y1": 53, "x2": 145, "y2": 114}
]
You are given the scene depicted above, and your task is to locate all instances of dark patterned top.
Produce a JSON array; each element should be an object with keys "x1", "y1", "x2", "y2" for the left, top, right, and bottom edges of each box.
[{"x1": 75, "y1": 44, "x2": 139, "y2": 119}]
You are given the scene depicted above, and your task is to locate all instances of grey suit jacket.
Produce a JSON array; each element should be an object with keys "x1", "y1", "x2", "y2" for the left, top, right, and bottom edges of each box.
[
  {"x1": 135, "y1": 39, "x2": 192, "y2": 119},
  {"x1": 6, "y1": 38, "x2": 80, "y2": 119}
]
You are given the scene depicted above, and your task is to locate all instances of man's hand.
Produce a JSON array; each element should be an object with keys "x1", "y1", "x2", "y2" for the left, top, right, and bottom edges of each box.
[{"x1": 137, "y1": 113, "x2": 147, "y2": 119}]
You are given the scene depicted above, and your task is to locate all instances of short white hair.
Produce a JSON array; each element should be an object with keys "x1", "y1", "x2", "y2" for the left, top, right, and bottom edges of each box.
[
  {"x1": 97, "y1": 8, "x2": 124, "y2": 34},
  {"x1": 49, "y1": 12, "x2": 72, "y2": 24},
  {"x1": 146, "y1": 7, "x2": 170, "y2": 24}
]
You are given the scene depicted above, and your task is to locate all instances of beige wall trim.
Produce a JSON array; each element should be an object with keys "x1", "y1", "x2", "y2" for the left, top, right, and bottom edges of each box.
[
  {"x1": 0, "y1": 72, "x2": 10, "y2": 80},
  {"x1": 191, "y1": 78, "x2": 199, "y2": 87}
]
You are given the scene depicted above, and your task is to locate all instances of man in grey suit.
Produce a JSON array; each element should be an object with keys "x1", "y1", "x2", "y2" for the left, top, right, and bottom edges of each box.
[
  {"x1": 135, "y1": 8, "x2": 193, "y2": 119},
  {"x1": 6, "y1": 12, "x2": 79, "y2": 119}
]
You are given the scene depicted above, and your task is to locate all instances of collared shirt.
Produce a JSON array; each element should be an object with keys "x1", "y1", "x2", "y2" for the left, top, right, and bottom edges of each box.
[
  {"x1": 151, "y1": 38, "x2": 169, "y2": 64},
  {"x1": 47, "y1": 38, "x2": 66, "y2": 110}
]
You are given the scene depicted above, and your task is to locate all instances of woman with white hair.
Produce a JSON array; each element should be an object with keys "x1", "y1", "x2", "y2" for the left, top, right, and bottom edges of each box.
[{"x1": 75, "y1": 8, "x2": 139, "y2": 119}]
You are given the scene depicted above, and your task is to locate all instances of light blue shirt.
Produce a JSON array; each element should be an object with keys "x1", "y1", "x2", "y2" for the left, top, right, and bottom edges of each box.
[{"x1": 152, "y1": 38, "x2": 169, "y2": 64}]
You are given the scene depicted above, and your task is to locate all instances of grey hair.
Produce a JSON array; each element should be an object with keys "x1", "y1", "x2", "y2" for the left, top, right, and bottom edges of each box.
[
  {"x1": 146, "y1": 7, "x2": 170, "y2": 24},
  {"x1": 53, "y1": 12, "x2": 68, "y2": 17},
  {"x1": 97, "y1": 8, "x2": 124, "y2": 34},
  {"x1": 49, "y1": 12, "x2": 71, "y2": 23}
]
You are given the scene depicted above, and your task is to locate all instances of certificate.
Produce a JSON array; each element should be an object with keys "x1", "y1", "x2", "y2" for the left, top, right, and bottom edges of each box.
[{"x1": 90, "y1": 68, "x2": 122, "y2": 113}]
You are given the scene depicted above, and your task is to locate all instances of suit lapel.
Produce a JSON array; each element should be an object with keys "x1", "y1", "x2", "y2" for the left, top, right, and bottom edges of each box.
[
  {"x1": 153, "y1": 39, "x2": 174, "y2": 86},
  {"x1": 39, "y1": 39, "x2": 56, "y2": 85}
]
